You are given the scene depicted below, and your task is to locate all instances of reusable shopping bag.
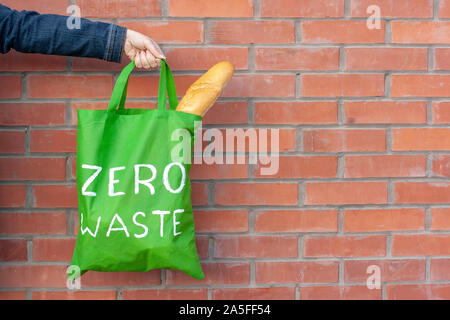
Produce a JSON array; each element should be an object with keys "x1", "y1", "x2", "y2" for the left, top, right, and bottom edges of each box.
[{"x1": 70, "y1": 60, "x2": 204, "y2": 280}]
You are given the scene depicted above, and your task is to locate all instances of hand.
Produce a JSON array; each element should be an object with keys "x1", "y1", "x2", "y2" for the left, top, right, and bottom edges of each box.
[{"x1": 124, "y1": 29, "x2": 166, "y2": 69}]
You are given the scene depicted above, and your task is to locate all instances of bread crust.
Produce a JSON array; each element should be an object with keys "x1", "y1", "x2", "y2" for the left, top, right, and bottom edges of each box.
[{"x1": 176, "y1": 61, "x2": 235, "y2": 116}]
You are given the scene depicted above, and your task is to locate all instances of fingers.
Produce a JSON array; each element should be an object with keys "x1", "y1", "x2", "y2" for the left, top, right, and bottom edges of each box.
[
  {"x1": 134, "y1": 51, "x2": 143, "y2": 68},
  {"x1": 134, "y1": 50, "x2": 160, "y2": 70},
  {"x1": 140, "y1": 51, "x2": 150, "y2": 69},
  {"x1": 124, "y1": 29, "x2": 165, "y2": 69},
  {"x1": 147, "y1": 51, "x2": 159, "y2": 68},
  {"x1": 143, "y1": 38, "x2": 166, "y2": 60}
]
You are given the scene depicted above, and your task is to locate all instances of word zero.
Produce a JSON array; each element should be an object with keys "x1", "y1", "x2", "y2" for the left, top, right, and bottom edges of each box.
[{"x1": 81, "y1": 162, "x2": 186, "y2": 197}]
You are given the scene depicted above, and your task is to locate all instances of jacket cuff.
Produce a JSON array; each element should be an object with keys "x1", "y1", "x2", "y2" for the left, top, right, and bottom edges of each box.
[{"x1": 104, "y1": 24, "x2": 127, "y2": 63}]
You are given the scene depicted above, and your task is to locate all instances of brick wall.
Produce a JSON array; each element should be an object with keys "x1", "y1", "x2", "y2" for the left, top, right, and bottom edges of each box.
[{"x1": 0, "y1": 0, "x2": 450, "y2": 300}]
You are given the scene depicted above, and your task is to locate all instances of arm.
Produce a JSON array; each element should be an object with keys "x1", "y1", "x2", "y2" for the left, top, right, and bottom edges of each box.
[
  {"x1": 0, "y1": 3, "x2": 125, "y2": 62},
  {"x1": 0, "y1": 4, "x2": 165, "y2": 67},
  {"x1": 0, "y1": 3, "x2": 164, "y2": 66}
]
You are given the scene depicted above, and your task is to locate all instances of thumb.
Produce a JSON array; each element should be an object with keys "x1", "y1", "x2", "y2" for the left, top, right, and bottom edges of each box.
[{"x1": 144, "y1": 39, "x2": 166, "y2": 60}]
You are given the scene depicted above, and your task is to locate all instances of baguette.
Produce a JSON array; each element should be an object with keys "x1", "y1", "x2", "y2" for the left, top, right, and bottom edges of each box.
[{"x1": 176, "y1": 61, "x2": 235, "y2": 116}]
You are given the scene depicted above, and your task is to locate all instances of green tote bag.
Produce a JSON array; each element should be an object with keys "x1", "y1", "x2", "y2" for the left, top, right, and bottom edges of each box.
[{"x1": 70, "y1": 59, "x2": 204, "y2": 280}]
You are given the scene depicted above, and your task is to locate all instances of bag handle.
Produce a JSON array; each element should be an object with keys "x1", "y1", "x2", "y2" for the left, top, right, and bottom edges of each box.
[{"x1": 107, "y1": 59, "x2": 178, "y2": 112}]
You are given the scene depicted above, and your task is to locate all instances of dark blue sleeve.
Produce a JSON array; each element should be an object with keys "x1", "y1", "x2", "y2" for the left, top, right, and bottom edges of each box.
[{"x1": 0, "y1": 4, "x2": 127, "y2": 62}]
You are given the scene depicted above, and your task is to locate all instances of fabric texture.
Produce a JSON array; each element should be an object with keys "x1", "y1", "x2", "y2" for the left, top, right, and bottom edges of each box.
[{"x1": 70, "y1": 60, "x2": 204, "y2": 280}]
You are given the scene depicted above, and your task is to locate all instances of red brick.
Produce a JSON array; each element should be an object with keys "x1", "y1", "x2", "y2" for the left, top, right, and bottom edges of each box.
[
  {"x1": 345, "y1": 48, "x2": 427, "y2": 71},
  {"x1": 196, "y1": 236, "x2": 209, "y2": 259},
  {"x1": 344, "y1": 208, "x2": 425, "y2": 232},
  {"x1": 392, "y1": 128, "x2": 450, "y2": 150},
  {"x1": 387, "y1": 284, "x2": 450, "y2": 300},
  {"x1": 254, "y1": 156, "x2": 338, "y2": 179},
  {"x1": 215, "y1": 183, "x2": 298, "y2": 206},
  {"x1": 0, "y1": 76, "x2": 21, "y2": 99},
  {"x1": 434, "y1": 48, "x2": 450, "y2": 70},
  {"x1": 305, "y1": 182, "x2": 387, "y2": 205},
  {"x1": 120, "y1": 21, "x2": 203, "y2": 44},
  {"x1": 256, "y1": 261, "x2": 339, "y2": 284},
  {"x1": 80, "y1": 270, "x2": 160, "y2": 287},
  {"x1": 4, "y1": 265, "x2": 156, "y2": 288},
  {"x1": 254, "y1": 101, "x2": 337, "y2": 124},
  {"x1": 255, "y1": 47, "x2": 339, "y2": 71},
  {"x1": 78, "y1": 0, "x2": 160, "y2": 18},
  {"x1": 1, "y1": 0, "x2": 69, "y2": 14},
  {"x1": 303, "y1": 129, "x2": 386, "y2": 152},
  {"x1": 392, "y1": 234, "x2": 450, "y2": 256},
  {"x1": 0, "y1": 265, "x2": 67, "y2": 288},
  {"x1": 123, "y1": 289, "x2": 207, "y2": 300},
  {"x1": 345, "y1": 259, "x2": 426, "y2": 282},
  {"x1": 166, "y1": 262, "x2": 250, "y2": 285},
  {"x1": 432, "y1": 155, "x2": 450, "y2": 177},
  {"x1": 119, "y1": 75, "x2": 193, "y2": 98},
  {"x1": 191, "y1": 183, "x2": 208, "y2": 206},
  {"x1": 212, "y1": 287, "x2": 295, "y2": 300},
  {"x1": 70, "y1": 157, "x2": 76, "y2": 179},
  {"x1": 301, "y1": 286, "x2": 381, "y2": 300},
  {"x1": 72, "y1": 57, "x2": 128, "y2": 72},
  {"x1": 345, "y1": 155, "x2": 426, "y2": 178},
  {"x1": 30, "y1": 130, "x2": 77, "y2": 153},
  {"x1": 0, "y1": 103, "x2": 66, "y2": 126},
  {"x1": 392, "y1": 22, "x2": 450, "y2": 44},
  {"x1": 304, "y1": 235, "x2": 387, "y2": 257},
  {"x1": 302, "y1": 74, "x2": 384, "y2": 97},
  {"x1": 431, "y1": 208, "x2": 450, "y2": 230},
  {"x1": 345, "y1": 101, "x2": 427, "y2": 124},
  {"x1": 0, "y1": 50, "x2": 66, "y2": 71},
  {"x1": 170, "y1": 0, "x2": 253, "y2": 17},
  {"x1": 432, "y1": 102, "x2": 450, "y2": 123},
  {"x1": 351, "y1": 0, "x2": 433, "y2": 18},
  {"x1": 302, "y1": 21, "x2": 385, "y2": 43},
  {"x1": 33, "y1": 185, "x2": 77, "y2": 208},
  {"x1": 191, "y1": 160, "x2": 248, "y2": 180},
  {"x1": 33, "y1": 238, "x2": 75, "y2": 261},
  {"x1": 255, "y1": 210, "x2": 338, "y2": 233},
  {"x1": 261, "y1": 0, "x2": 344, "y2": 17},
  {"x1": 0, "y1": 131, "x2": 25, "y2": 154},
  {"x1": 0, "y1": 212, "x2": 67, "y2": 235},
  {"x1": 0, "y1": 291, "x2": 26, "y2": 300},
  {"x1": 214, "y1": 235, "x2": 298, "y2": 258},
  {"x1": 440, "y1": 0, "x2": 450, "y2": 18},
  {"x1": 394, "y1": 182, "x2": 450, "y2": 204},
  {"x1": 194, "y1": 210, "x2": 248, "y2": 233},
  {"x1": 28, "y1": 75, "x2": 112, "y2": 99},
  {"x1": 431, "y1": 258, "x2": 450, "y2": 280},
  {"x1": 194, "y1": 128, "x2": 297, "y2": 153},
  {"x1": 392, "y1": 75, "x2": 450, "y2": 97},
  {"x1": 0, "y1": 185, "x2": 26, "y2": 207},
  {"x1": 222, "y1": 74, "x2": 295, "y2": 97},
  {"x1": 32, "y1": 291, "x2": 117, "y2": 300},
  {"x1": 166, "y1": 47, "x2": 248, "y2": 70},
  {"x1": 201, "y1": 101, "x2": 248, "y2": 125},
  {"x1": 0, "y1": 239, "x2": 27, "y2": 261},
  {"x1": 186, "y1": 103, "x2": 238, "y2": 125},
  {"x1": 0, "y1": 158, "x2": 66, "y2": 181},
  {"x1": 209, "y1": 21, "x2": 295, "y2": 44}
]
